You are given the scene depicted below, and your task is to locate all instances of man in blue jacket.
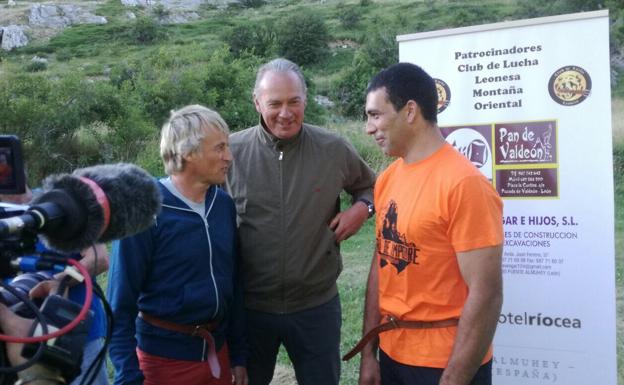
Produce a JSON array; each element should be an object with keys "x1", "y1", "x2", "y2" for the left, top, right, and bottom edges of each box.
[{"x1": 107, "y1": 105, "x2": 247, "y2": 385}]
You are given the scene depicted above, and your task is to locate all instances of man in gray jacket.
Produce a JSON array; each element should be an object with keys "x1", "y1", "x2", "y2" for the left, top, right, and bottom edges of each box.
[{"x1": 226, "y1": 58, "x2": 376, "y2": 385}]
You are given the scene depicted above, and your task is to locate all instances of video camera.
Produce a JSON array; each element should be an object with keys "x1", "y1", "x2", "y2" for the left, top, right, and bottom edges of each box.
[
  {"x1": 0, "y1": 133, "x2": 161, "y2": 385},
  {"x1": 0, "y1": 135, "x2": 101, "y2": 385},
  {"x1": 0, "y1": 135, "x2": 25, "y2": 196}
]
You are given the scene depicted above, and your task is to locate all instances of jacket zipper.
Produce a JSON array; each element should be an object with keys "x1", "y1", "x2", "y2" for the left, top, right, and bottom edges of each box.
[
  {"x1": 161, "y1": 188, "x2": 220, "y2": 362},
  {"x1": 278, "y1": 148, "x2": 286, "y2": 313},
  {"x1": 203, "y1": 188, "x2": 220, "y2": 361}
]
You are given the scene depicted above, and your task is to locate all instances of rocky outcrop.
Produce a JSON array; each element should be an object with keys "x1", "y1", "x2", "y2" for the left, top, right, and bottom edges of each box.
[
  {"x1": 314, "y1": 95, "x2": 335, "y2": 109},
  {"x1": 159, "y1": 11, "x2": 200, "y2": 24},
  {"x1": 28, "y1": 4, "x2": 107, "y2": 28},
  {"x1": 121, "y1": 0, "x2": 237, "y2": 10},
  {"x1": 0, "y1": 25, "x2": 28, "y2": 51},
  {"x1": 121, "y1": 0, "x2": 201, "y2": 9}
]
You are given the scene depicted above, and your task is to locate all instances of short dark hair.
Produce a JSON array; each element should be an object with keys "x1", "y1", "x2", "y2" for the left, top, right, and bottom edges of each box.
[{"x1": 367, "y1": 62, "x2": 438, "y2": 123}]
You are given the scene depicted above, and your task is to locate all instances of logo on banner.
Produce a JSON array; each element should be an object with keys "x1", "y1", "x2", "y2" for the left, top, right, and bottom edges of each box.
[
  {"x1": 377, "y1": 200, "x2": 419, "y2": 274},
  {"x1": 443, "y1": 126, "x2": 493, "y2": 180},
  {"x1": 499, "y1": 311, "x2": 582, "y2": 329},
  {"x1": 434, "y1": 78, "x2": 451, "y2": 113},
  {"x1": 548, "y1": 65, "x2": 592, "y2": 106}
]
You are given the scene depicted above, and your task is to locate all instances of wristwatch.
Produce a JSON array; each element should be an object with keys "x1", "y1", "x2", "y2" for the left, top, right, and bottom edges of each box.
[{"x1": 357, "y1": 198, "x2": 375, "y2": 218}]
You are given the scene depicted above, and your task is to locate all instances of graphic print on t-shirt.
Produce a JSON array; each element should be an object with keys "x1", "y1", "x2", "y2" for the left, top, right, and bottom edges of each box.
[{"x1": 377, "y1": 200, "x2": 419, "y2": 274}]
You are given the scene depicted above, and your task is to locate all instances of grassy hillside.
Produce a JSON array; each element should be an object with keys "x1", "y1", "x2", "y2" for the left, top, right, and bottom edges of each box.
[{"x1": 2, "y1": 0, "x2": 622, "y2": 180}]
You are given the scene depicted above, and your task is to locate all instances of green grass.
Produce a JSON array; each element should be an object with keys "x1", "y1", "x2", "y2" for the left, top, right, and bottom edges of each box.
[{"x1": 338, "y1": 219, "x2": 376, "y2": 385}]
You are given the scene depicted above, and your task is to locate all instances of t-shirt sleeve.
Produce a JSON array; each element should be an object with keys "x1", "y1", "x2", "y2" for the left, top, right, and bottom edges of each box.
[{"x1": 447, "y1": 174, "x2": 503, "y2": 252}]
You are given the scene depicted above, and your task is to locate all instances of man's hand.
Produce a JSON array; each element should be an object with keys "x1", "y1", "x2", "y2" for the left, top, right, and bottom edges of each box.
[
  {"x1": 329, "y1": 201, "x2": 369, "y2": 243},
  {"x1": 29, "y1": 279, "x2": 63, "y2": 300},
  {"x1": 0, "y1": 303, "x2": 33, "y2": 366},
  {"x1": 0, "y1": 305, "x2": 66, "y2": 384},
  {"x1": 231, "y1": 365, "x2": 248, "y2": 385},
  {"x1": 358, "y1": 352, "x2": 381, "y2": 385}
]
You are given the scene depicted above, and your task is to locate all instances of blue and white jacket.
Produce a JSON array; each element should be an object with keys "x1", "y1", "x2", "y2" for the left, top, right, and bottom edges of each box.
[{"x1": 107, "y1": 180, "x2": 246, "y2": 385}]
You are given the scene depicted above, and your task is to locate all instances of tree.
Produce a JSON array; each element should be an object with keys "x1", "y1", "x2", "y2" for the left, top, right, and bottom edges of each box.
[{"x1": 276, "y1": 12, "x2": 330, "y2": 65}]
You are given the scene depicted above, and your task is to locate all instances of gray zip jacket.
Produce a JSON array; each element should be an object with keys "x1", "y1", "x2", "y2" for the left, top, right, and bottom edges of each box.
[{"x1": 226, "y1": 122, "x2": 375, "y2": 314}]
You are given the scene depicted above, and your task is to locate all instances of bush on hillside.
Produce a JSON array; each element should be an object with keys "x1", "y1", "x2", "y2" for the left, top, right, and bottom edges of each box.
[
  {"x1": 129, "y1": 16, "x2": 166, "y2": 44},
  {"x1": 24, "y1": 61, "x2": 47, "y2": 72},
  {"x1": 332, "y1": 29, "x2": 398, "y2": 118},
  {"x1": 225, "y1": 23, "x2": 276, "y2": 58},
  {"x1": 275, "y1": 12, "x2": 330, "y2": 65},
  {"x1": 338, "y1": 5, "x2": 362, "y2": 29},
  {"x1": 55, "y1": 48, "x2": 73, "y2": 62},
  {"x1": 239, "y1": 0, "x2": 265, "y2": 8},
  {"x1": 115, "y1": 47, "x2": 260, "y2": 130},
  {"x1": 0, "y1": 73, "x2": 154, "y2": 181}
]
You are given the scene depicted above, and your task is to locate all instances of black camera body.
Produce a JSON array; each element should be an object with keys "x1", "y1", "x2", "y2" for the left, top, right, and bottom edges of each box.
[
  {"x1": 22, "y1": 294, "x2": 93, "y2": 384},
  {"x1": 0, "y1": 135, "x2": 93, "y2": 384}
]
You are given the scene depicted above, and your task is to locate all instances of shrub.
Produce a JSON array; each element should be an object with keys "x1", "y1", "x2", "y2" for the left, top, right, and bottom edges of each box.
[
  {"x1": 0, "y1": 72, "x2": 155, "y2": 180},
  {"x1": 239, "y1": 0, "x2": 265, "y2": 8},
  {"x1": 331, "y1": 29, "x2": 398, "y2": 118},
  {"x1": 129, "y1": 16, "x2": 166, "y2": 44},
  {"x1": 224, "y1": 23, "x2": 276, "y2": 58},
  {"x1": 153, "y1": 4, "x2": 170, "y2": 18},
  {"x1": 338, "y1": 5, "x2": 362, "y2": 29},
  {"x1": 56, "y1": 48, "x2": 73, "y2": 62},
  {"x1": 275, "y1": 12, "x2": 329, "y2": 65},
  {"x1": 24, "y1": 61, "x2": 47, "y2": 72}
]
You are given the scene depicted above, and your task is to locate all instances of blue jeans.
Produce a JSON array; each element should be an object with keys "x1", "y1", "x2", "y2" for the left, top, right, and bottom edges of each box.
[
  {"x1": 245, "y1": 295, "x2": 341, "y2": 385},
  {"x1": 380, "y1": 349, "x2": 492, "y2": 385},
  {"x1": 71, "y1": 338, "x2": 108, "y2": 385}
]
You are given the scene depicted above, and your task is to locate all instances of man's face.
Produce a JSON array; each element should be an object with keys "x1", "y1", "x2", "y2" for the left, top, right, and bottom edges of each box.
[
  {"x1": 185, "y1": 126, "x2": 232, "y2": 185},
  {"x1": 365, "y1": 87, "x2": 409, "y2": 158},
  {"x1": 254, "y1": 71, "x2": 306, "y2": 140}
]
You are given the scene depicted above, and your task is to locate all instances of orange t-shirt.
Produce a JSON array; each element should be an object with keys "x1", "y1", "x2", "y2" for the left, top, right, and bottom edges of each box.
[{"x1": 374, "y1": 142, "x2": 503, "y2": 368}]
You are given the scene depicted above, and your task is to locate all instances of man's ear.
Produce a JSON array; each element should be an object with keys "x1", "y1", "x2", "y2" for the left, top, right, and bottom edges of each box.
[
  {"x1": 253, "y1": 96, "x2": 262, "y2": 114},
  {"x1": 405, "y1": 100, "x2": 420, "y2": 123}
]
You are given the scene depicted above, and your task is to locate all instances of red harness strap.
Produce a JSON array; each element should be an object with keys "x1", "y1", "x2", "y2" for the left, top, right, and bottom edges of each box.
[
  {"x1": 139, "y1": 312, "x2": 221, "y2": 379},
  {"x1": 342, "y1": 315, "x2": 459, "y2": 361}
]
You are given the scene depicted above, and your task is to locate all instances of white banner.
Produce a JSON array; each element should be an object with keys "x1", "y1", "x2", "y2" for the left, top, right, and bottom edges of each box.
[{"x1": 398, "y1": 10, "x2": 615, "y2": 385}]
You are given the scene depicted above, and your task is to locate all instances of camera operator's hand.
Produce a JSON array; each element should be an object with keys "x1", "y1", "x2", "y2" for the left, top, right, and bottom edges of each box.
[
  {"x1": 0, "y1": 304, "x2": 66, "y2": 384},
  {"x1": 29, "y1": 279, "x2": 63, "y2": 300},
  {"x1": 0, "y1": 303, "x2": 32, "y2": 366}
]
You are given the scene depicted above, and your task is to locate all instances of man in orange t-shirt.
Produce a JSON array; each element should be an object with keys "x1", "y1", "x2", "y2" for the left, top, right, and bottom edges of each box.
[{"x1": 357, "y1": 63, "x2": 503, "y2": 385}]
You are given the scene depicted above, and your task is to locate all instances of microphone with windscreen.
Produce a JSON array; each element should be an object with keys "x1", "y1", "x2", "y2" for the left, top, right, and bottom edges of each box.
[{"x1": 0, "y1": 163, "x2": 161, "y2": 252}]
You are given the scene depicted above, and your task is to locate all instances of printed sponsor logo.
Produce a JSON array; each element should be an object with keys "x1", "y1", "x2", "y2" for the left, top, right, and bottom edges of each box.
[
  {"x1": 499, "y1": 312, "x2": 581, "y2": 328},
  {"x1": 435, "y1": 78, "x2": 451, "y2": 113},
  {"x1": 548, "y1": 65, "x2": 591, "y2": 106}
]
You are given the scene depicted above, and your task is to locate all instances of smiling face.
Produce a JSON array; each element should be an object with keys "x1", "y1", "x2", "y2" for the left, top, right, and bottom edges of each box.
[
  {"x1": 185, "y1": 126, "x2": 232, "y2": 185},
  {"x1": 365, "y1": 87, "x2": 411, "y2": 158},
  {"x1": 254, "y1": 70, "x2": 307, "y2": 140}
]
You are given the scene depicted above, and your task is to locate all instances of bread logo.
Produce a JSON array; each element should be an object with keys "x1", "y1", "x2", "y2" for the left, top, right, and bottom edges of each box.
[
  {"x1": 548, "y1": 66, "x2": 591, "y2": 106},
  {"x1": 435, "y1": 78, "x2": 451, "y2": 113}
]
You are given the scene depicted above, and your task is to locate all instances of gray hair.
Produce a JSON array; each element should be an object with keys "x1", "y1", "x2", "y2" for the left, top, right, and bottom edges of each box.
[
  {"x1": 253, "y1": 58, "x2": 307, "y2": 98},
  {"x1": 160, "y1": 104, "x2": 229, "y2": 175}
]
